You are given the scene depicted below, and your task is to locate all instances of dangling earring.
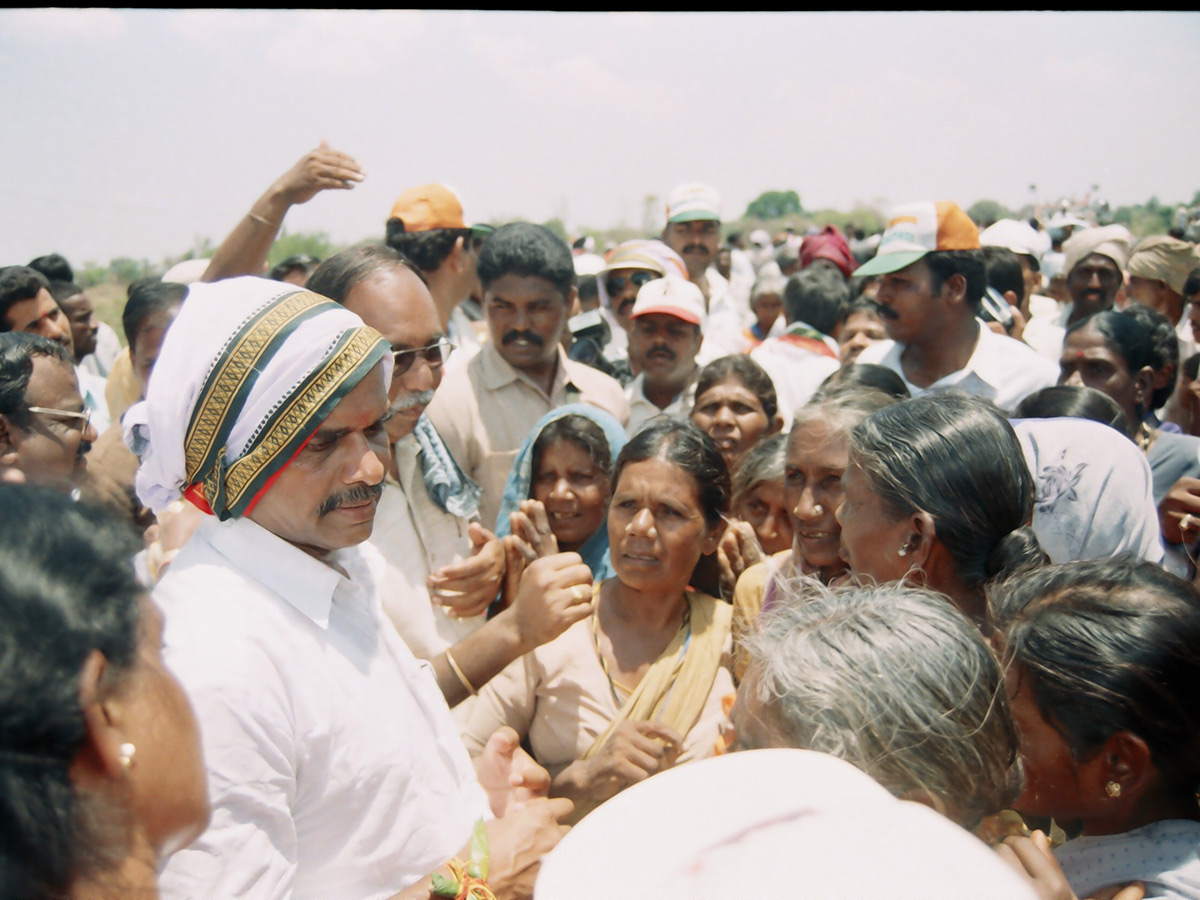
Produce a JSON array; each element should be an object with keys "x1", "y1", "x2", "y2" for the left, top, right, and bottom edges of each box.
[
  {"x1": 1105, "y1": 781, "x2": 1122, "y2": 798},
  {"x1": 119, "y1": 742, "x2": 136, "y2": 771}
]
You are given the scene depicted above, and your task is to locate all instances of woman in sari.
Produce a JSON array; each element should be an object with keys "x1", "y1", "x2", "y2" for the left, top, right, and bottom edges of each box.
[{"x1": 463, "y1": 420, "x2": 734, "y2": 820}]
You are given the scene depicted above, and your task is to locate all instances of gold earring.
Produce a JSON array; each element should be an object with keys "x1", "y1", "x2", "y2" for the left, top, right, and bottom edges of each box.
[
  {"x1": 119, "y1": 742, "x2": 136, "y2": 771},
  {"x1": 1104, "y1": 780, "x2": 1121, "y2": 798}
]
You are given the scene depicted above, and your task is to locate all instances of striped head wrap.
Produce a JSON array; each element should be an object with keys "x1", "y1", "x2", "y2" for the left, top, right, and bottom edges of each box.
[{"x1": 124, "y1": 276, "x2": 391, "y2": 520}]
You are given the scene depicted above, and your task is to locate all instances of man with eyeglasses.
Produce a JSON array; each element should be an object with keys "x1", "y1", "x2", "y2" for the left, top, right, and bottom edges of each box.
[
  {"x1": 0, "y1": 332, "x2": 98, "y2": 492},
  {"x1": 386, "y1": 183, "x2": 487, "y2": 372},
  {"x1": 306, "y1": 248, "x2": 592, "y2": 708}
]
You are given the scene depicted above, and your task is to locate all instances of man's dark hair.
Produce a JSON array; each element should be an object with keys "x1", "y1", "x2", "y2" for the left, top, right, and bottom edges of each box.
[
  {"x1": 268, "y1": 254, "x2": 321, "y2": 283},
  {"x1": 27, "y1": 254, "x2": 73, "y2": 283},
  {"x1": 384, "y1": 220, "x2": 470, "y2": 274},
  {"x1": 783, "y1": 266, "x2": 850, "y2": 336},
  {"x1": 925, "y1": 250, "x2": 987, "y2": 312},
  {"x1": 981, "y1": 246, "x2": 1025, "y2": 300},
  {"x1": 477, "y1": 223, "x2": 575, "y2": 297},
  {"x1": 0, "y1": 333, "x2": 73, "y2": 429},
  {"x1": 46, "y1": 281, "x2": 83, "y2": 305},
  {"x1": 1183, "y1": 266, "x2": 1200, "y2": 302},
  {"x1": 122, "y1": 280, "x2": 187, "y2": 350},
  {"x1": 306, "y1": 245, "x2": 429, "y2": 306},
  {"x1": 0, "y1": 267, "x2": 51, "y2": 332}
]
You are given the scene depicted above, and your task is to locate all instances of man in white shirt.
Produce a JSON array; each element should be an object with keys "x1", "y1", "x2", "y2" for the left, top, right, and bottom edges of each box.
[
  {"x1": 854, "y1": 201, "x2": 1057, "y2": 413},
  {"x1": 661, "y1": 182, "x2": 747, "y2": 361},
  {"x1": 126, "y1": 276, "x2": 575, "y2": 900},
  {"x1": 623, "y1": 278, "x2": 706, "y2": 436}
]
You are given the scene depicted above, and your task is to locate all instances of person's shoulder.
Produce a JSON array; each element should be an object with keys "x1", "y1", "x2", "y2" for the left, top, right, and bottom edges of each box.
[{"x1": 854, "y1": 339, "x2": 898, "y2": 366}]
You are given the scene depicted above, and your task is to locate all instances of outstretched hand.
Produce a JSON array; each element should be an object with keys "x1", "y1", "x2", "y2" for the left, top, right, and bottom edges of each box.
[
  {"x1": 273, "y1": 141, "x2": 364, "y2": 207},
  {"x1": 427, "y1": 522, "x2": 506, "y2": 619},
  {"x1": 474, "y1": 726, "x2": 551, "y2": 818}
]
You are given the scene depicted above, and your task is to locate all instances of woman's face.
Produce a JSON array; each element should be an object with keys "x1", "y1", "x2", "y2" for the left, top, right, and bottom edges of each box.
[
  {"x1": 785, "y1": 419, "x2": 849, "y2": 571},
  {"x1": 608, "y1": 455, "x2": 722, "y2": 595},
  {"x1": 691, "y1": 377, "x2": 773, "y2": 473},
  {"x1": 531, "y1": 438, "x2": 610, "y2": 552},
  {"x1": 835, "y1": 460, "x2": 913, "y2": 584},
  {"x1": 120, "y1": 596, "x2": 210, "y2": 856},
  {"x1": 733, "y1": 478, "x2": 793, "y2": 557},
  {"x1": 1005, "y1": 663, "x2": 1088, "y2": 823},
  {"x1": 1058, "y1": 324, "x2": 1143, "y2": 430}
]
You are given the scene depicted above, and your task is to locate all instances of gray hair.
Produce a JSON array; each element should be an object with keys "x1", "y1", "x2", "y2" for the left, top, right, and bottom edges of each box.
[
  {"x1": 742, "y1": 578, "x2": 1021, "y2": 828},
  {"x1": 731, "y1": 433, "x2": 786, "y2": 505}
]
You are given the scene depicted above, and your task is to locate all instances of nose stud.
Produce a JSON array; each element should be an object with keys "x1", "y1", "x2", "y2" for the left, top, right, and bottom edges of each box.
[{"x1": 812, "y1": 504, "x2": 824, "y2": 515}]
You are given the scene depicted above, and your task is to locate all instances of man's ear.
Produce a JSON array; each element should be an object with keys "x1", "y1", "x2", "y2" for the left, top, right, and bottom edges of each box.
[
  {"x1": 0, "y1": 414, "x2": 20, "y2": 468},
  {"x1": 941, "y1": 272, "x2": 968, "y2": 306}
]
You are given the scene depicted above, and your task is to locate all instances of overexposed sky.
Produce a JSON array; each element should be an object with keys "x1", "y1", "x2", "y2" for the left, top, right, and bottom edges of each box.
[{"x1": 3, "y1": 9, "x2": 1198, "y2": 268}]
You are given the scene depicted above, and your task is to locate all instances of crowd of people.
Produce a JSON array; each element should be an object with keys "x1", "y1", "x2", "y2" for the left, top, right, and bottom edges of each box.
[{"x1": 1, "y1": 142, "x2": 1199, "y2": 900}]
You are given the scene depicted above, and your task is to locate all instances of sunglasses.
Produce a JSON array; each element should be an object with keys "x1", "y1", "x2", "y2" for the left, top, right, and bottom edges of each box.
[
  {"x1": 605, "y1": 271, "x2": 657, "y2": 297},
  {"x1": 392, "y1": 338, "x2": 455, "y2": 377}
]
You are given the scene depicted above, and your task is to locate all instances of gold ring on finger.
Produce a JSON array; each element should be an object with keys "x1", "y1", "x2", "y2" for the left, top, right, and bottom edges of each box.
[{"x1": 1183, "y1": 514, "x2": 1196, "y2": 533}]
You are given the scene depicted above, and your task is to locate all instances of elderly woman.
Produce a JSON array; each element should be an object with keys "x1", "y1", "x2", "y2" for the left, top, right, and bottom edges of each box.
[
  {"x1": 496, "y1": 404, "x2": 626, "y2": 580},
  {"x1": 463, "y1": 420, "x2": 734, "y2": 820},
  {"x1": 0, "y1": 485, "x2": 209, "y2": 899},
  {"x1": 839, "y1": 393, "x2": 1045, "y2": 625},
  {"x1": 731, "y1": 386, "x2": 898, "y2": 678},
  {"x1": 733, "y1": 578, "x2": 1021, "y2": 830},
  {"x1": 991, "y1": 558, "x2": 1200, "y2": 899}
]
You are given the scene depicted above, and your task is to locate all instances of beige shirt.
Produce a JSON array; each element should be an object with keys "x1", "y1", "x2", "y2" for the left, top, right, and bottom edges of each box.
[
  {"x1": 459, "y1": 610, "x2": 734, "y2": 779},
  {"x1": 369, "y1": 434, "x2": 487, "y2": 662},
  {"x1": 427, "y1": 342, "x2": 629, "y2": 529}
]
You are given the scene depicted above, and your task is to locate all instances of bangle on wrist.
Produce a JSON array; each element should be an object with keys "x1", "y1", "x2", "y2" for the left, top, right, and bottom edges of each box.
[
  {"x1": 247, "y1": 212, "x2": 280, "y2": 228},
  {"x1": 445, "y1": 650, "x2": 477, "y2": 696}
]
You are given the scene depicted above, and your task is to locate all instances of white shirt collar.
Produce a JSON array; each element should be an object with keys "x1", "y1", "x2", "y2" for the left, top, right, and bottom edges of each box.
[{"x1": 201, "y1": 516, "x2": 354, "y2": 629}]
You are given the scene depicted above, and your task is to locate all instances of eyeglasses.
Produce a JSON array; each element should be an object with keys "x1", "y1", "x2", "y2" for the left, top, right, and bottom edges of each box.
[
  {"x1": 605, "y1": 271, "x2": 657, "y2": 297},
  {"x1": 392, "y1": 338, "x2": 455, "y2": 377},
  {"x1": 26, "y1": 406, "x2": 91, "y2": 432}
]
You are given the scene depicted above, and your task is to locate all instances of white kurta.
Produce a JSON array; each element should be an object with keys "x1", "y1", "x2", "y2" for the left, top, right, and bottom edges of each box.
[{"x1": 157, "y1": 516, "x2": 488, "y2": 900}]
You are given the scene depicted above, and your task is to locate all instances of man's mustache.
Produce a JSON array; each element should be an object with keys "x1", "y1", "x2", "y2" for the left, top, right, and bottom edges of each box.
[
  {"x1": 682, "y1": 244, "x2": 711, "y2": 256},
  {"x1": 503, "y1": 330, "x2": 544, "y2": 347},
  {"x1": 647, "y1": 345, "x2": 676, "y2": 360},
  {"x1": 389, "y1": 388, "x2": 435, "y2": 414},
  {"x1": 318, "y1": 482, "x2": 383, "y2": 517},
  {"x1": 873, "y1": 302, "x2": 898, "y2": 320}
]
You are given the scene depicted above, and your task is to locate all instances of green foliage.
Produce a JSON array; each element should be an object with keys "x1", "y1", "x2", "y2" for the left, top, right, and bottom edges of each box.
[
  {"x1": 1111, "y1": 203, "x2": 1174, "y2": 237},
  {"x1": 967, "y1": 199, "x2": 1014, "y2": 226},
  {"x1": 267, "y1": 230, "x2": 339, "y2": 266},
  {"x1": 540, "y1": 218, "x2": 568, "y2": 242},
  {"x1": 745, "y1": 190, "x2": 802, "y2": 220},
  {"x1": 108, "y1": 257, "x2": 155, "y2": 283}
]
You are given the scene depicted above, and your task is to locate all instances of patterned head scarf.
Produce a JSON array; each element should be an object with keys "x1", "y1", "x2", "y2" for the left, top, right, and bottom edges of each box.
[
  {"x1": 800, "y1": 225, "x2": 858, "y2": 278},
  {"x1": 124, "y1": 276, "x2": 391, "y2": 520}
]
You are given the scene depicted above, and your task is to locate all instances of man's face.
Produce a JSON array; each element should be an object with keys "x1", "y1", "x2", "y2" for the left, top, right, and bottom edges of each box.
[
  {"x1": 4, "y1": 288, "x2": 74, "y2": 356},
  {"x1": 605, "y1": 268, "x2": 661, "y2": 334},
  {"x1": 247, "y1": 363, "x2": 390, "y2": 560},
  {"x1": 1067, "y1": 253, "x2": 1121, "y2": 319},
  {"x1": 0, "y1": 355, "x2": 97, "y2": 490},
  {"x1": 663, "y1": 219, "x2": 720, "y2": 279},
  {"x1": 484, "y1": 274, "x2": 570, "y2": 377},
  {"x1": 131, "y1": 308, "x2": 180, "y2": 399},
  {"x1": 342, "y1": 266, "x2": 444, "y2": 443},
  {"x1": 57, "y1": 291, "x2": 100, "y2": 360},
  {"x1": 629, "y1": 313, "x2": 702, "y2": 395},
  {"x1": 872, "y1": 258, "x2": 947, "y2": 347}
]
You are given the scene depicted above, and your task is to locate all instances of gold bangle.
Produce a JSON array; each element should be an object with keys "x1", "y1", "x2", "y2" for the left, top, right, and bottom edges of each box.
[
  {"x1": 445, "y1": 650, "x2": 477, "y2": 696},
  {"x1": 247, "y1": 212, "x2": 280, "y2": 228}
]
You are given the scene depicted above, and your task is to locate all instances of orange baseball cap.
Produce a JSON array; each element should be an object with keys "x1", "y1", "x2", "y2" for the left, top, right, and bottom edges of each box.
[
  {"x1": 387, "y1": 183, "x2": 466, "y2": 232},
  {"x1": 856, "y1": 201, "x2": 980, "y2": 277}
]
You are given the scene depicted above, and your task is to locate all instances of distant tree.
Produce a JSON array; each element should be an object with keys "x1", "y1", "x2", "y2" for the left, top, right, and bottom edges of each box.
[
  {"x1": 108, "y1": 257, "x2": 154, "y2": 283},
  {"x1": 541, "y1": 218, "x2": 568, "y2": 242},
  {"x1": 967, "y1": 199, "x2": 1013, "y2": 227},
  {"x1": 267, "y1": 230, "x2": 339, "y2": 266},
  {"x1": 745, "y1": 190, "x2": 802, "y2": 220}
]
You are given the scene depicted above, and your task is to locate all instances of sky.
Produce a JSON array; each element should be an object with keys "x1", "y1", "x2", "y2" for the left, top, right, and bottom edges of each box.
[{"x1": 3, "y1": 10, "x2": 1199, "y2": 268}]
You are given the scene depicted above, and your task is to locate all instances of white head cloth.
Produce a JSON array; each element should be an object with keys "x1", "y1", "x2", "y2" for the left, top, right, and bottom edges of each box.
[
  {"x1": 124, "y1": 276, "x2": 391, "y2": 517},
  {"x1": 536, "y1": 749, "x2": 1038, "y2": 900},
  {"x1": 1062, "y1": 224, "x2": 1132, "y2": 275}
]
